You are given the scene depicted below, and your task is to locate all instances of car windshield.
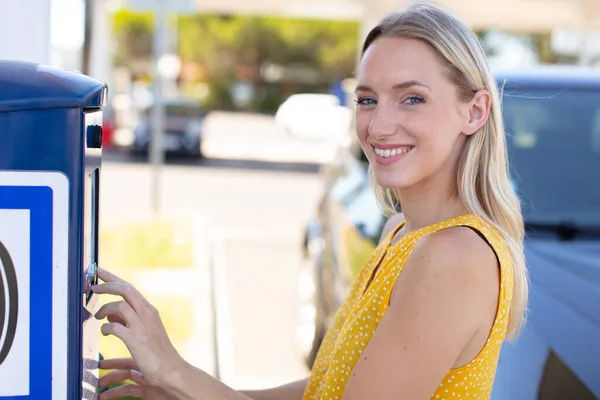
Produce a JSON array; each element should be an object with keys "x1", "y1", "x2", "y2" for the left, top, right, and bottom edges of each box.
[{"x1": 501, "y1": 86, "x2": 600, "y2": 229}]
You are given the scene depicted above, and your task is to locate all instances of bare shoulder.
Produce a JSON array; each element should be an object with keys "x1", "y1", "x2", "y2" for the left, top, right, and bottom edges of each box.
[
  {"x1": 396, "y1": 225, "x2": 500, "y2": 318},
  {"x1": 412, "y1": 225, "x2": 498, "y2": 268},
  {"x1": 378, "y1": 212, "x2": 405, "y2": 244}
]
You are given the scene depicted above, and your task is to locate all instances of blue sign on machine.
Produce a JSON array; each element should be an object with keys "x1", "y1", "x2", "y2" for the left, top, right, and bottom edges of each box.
[{"x1": 0, "y1": 172, "x2": 70, "y2": 399}]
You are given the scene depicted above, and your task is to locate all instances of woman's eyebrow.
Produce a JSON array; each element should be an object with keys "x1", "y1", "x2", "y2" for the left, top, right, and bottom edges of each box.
[{"x1": 355, "y1": 80, "x2": 432, "y2": 93}]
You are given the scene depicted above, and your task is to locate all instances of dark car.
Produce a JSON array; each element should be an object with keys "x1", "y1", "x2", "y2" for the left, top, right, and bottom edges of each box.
[
  {"x1": 130, "y1": 99, "x2": 205, "y2": 158},
  {"x1": 298, "y1": 66, "x2": 600, "y2": 399}
]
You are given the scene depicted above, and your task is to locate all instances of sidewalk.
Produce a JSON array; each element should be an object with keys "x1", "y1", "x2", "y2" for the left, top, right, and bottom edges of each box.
[{"x1": 98, "y1": 216, "x2": 217, "y2": 377}]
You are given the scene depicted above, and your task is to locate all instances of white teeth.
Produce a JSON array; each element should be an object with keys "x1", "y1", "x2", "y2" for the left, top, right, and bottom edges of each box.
[{"x1": 374, "y1": 146, "x2": 412, "y2": 158}]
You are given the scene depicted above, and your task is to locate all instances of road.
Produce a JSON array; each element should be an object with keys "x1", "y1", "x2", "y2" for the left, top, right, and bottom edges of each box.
[{"x1": 99, "y1": 112, "x2": 327, "y2": 391}]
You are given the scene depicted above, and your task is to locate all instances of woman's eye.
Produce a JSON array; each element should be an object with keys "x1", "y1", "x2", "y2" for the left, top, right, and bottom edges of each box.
[
  {"x1": 355, "y1": 97, "x2": 377, "y2": 106},
  {"x1": 404, "y1": 96, "x2": 425, "y2": 106}
]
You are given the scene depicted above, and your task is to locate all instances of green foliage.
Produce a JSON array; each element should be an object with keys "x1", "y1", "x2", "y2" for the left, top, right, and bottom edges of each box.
[
  {"x1": 111, "y1": 11, "x2": 360, "y2": 111},
  {"x1": 112, "y1": 10, "x2": 154, "y2": 67},
  {"x1": 175, "y1": 14, "x2": 360, "y2": 79}
]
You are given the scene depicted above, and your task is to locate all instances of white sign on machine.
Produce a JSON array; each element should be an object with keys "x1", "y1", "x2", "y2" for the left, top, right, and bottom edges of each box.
[{"x1": 0, "y1": 171, "x2": 69, "y2": 399}]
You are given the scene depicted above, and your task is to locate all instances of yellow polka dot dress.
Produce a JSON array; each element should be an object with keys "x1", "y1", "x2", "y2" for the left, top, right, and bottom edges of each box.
[{"x1": 302, "y1": 214, "x2": 514, "y2": 400}]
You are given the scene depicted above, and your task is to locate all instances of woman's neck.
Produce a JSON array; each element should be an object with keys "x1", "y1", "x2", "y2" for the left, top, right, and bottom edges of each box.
[{"x1": 395, "y1": 174, "x2": 468, "y2": 234}]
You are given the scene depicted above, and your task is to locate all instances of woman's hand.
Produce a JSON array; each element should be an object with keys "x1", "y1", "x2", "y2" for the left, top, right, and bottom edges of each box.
[
  {"x1": 92, "y1": 268, "x2": 185, "y2": 388},
  {"x1": 98, "y1": 358, "x2": 174, "y2": 400}
]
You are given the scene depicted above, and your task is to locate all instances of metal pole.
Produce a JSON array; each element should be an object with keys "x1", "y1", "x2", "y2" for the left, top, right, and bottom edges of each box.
[
  {"x1": 150, "y1": 10, "x2": 167, "y2": 215},
  {"x1": 81, "y1": 0, "x2": 94, "y2": 75}
]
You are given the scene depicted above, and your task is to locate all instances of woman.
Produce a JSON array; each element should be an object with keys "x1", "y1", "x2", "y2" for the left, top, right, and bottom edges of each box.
[{"x1": 94, "y1": 3, "x2": 528, "y2": 399}]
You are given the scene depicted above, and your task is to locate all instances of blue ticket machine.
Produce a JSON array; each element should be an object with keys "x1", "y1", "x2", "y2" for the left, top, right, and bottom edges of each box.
[{"x1": 0, "y1": 60, "x2": 107, "y2": 399}]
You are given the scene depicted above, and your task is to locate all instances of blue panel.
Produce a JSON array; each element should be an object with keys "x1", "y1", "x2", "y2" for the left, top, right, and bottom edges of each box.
[
  {"x1": 0, "y1": 186, "x2": 53, "y2": 399},
  {"x1": 0, "y1": 62, "x2": 105, "y2": 399},
  {"x1": 0, "y1": 60, "x2": 106, "y2": 112},
  {"x1": 0, "y1": 107, "x2": 86, "y2": 399},
  {"x1": 0, "y1": 109, "x2": 81, "y2": 166}
]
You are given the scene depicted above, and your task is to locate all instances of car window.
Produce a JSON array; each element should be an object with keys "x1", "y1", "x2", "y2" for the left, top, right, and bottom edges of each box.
[
  {"x1": 165, "y1": 104, "x2": 203, "y2": 118},
  {"x1": 145, "y1": 103, "x2": 203, "y2": 118},
  {"x1": 501, "y1": 87, "x2": 600, "y2": 227}
]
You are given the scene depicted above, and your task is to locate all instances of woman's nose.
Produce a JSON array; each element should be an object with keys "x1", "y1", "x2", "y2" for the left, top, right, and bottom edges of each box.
[{"x1": 368, "y1": 106, "x2": 397, "y2": 140}]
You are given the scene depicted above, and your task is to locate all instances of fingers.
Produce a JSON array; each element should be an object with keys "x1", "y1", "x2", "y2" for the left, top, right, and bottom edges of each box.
[
  {"x1": 99, "y1": 368, "x2": 150, "y2": 388},
  {"x1": 92, "y1": 281, "x2": 144, "y2": 313},
  {"x1": 95, "y1": 301, "x2": 138, "y2": 327},
  {"x1": 100, "y1": 322, "x2": 131, "y2": 343},
  {"x1": 97, "y1": 267, "x2": 124, "y2": 283},
  {"x1": 107, "y1": 313, "x2": 127, "y2": 327},
  {"x1": 98, "y1": 369, "x2": 131, "y2": 388},
  {"x1": 99, "y1": 357, "x2": 137, "y2": 371},
  {"x1": 98, "y1": 383, "x2": 143, "y2": 400},
  {"x1": 129, "y1": 369, "x2": 152, "y2": 386}
]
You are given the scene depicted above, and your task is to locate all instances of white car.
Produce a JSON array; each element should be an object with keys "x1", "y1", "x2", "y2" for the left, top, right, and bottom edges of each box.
[{"x1": 275, "y1": 93, "x2": 352, "y2": 143}]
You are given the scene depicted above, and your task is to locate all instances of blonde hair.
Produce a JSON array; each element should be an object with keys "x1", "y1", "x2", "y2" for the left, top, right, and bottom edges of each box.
[{"x1": 361, "y1": 2, "x2": 527, "y2": 339}]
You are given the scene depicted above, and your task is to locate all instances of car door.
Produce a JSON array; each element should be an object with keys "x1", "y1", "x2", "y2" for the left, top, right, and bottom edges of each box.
[{"x1": 492, "y1": 81, "x2": 600, "y2": 400}]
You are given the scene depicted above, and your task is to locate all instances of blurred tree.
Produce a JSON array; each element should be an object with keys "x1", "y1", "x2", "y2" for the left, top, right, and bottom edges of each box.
[
  {"x1": 112, "y1": 11, "x2": 360, "y2": 112},
  {"x1": 112, "y1": 10, "x2": 154, "y2": 69}
]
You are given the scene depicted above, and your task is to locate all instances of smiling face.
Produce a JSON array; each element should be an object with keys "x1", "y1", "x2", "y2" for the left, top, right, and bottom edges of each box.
[{"x1": 355, "y1": 36, "x2": 484, "y2": 191}]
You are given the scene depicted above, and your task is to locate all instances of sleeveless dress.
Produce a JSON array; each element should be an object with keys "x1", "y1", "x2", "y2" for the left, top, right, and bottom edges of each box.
[{"x1": 302, "y1": 213, "x2": 514, "y2": 400}]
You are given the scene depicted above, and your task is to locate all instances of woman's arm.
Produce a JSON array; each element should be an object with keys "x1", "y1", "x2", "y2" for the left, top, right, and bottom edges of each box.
[{"x1": 91, "y1": 268, "x2": 308, "y2": 400}]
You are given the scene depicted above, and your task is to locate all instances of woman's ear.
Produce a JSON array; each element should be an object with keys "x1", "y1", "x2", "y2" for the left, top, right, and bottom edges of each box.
[{"x1": 463, "y1": 89, "x2": 492, "y2": 136}]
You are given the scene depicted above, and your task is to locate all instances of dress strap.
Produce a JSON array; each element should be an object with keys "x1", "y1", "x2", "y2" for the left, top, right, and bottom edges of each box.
[{"x1": 383, "y1": 218, "x2": 406, "y2": 247}]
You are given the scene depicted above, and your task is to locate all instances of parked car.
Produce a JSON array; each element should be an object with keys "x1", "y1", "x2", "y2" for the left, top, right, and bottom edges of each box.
[
  {"x1": 298, "y1": 66, "x2": 600, "y2": 399},
  {"x1": 128, "y1": 99, "x2": 206, "y2": 158},
  {"x1": 275, "y1": 93, "x2": 352, "y2": 143}
]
